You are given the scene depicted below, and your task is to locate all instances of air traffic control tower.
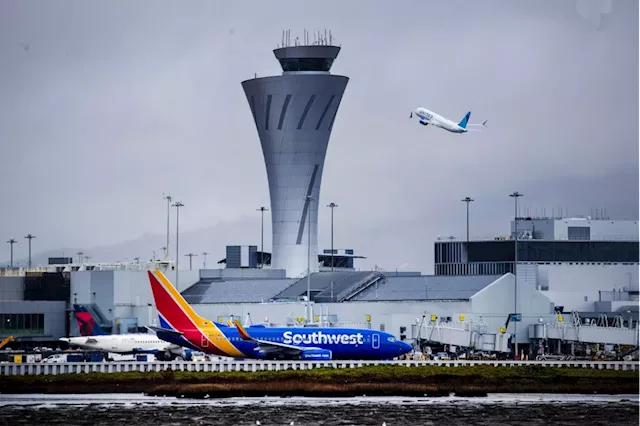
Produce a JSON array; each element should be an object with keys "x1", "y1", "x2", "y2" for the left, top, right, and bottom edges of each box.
[{"x1": 242, "y1": 33, "x2": 349, "y2": 278}]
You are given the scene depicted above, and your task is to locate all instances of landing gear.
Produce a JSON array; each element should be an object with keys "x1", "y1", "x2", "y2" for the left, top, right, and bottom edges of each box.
[{"x1": 155, "y1": 351, "x2": 175, "y2": 361}]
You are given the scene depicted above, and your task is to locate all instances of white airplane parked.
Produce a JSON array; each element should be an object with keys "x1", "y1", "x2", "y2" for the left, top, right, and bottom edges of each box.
[
  {"x1": 59, "y1": 331, "x2": 189, "y2": 361},
  {"x1": 410, "y1": 107, "x2": 487, "y2": 133}
]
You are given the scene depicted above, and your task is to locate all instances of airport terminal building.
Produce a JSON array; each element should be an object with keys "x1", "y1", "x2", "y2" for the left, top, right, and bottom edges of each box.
[{"x1": 1, "y1": 214, "x2": 637, "y2": 355}]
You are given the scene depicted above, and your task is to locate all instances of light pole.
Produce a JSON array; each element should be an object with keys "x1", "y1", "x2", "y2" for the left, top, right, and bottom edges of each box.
[
  {"x1": 185, "y1": 253, "x2": 197, "y2": 270},
  {"x1": 24, "y1": 234, "x2": 35, "y2": 268},
  {"x1": 163, "y1": 194, "x2": 172, "y2": 260},
  {"x1": 7, "y1": 239, "x2": 17, "y2": 268},
  {"x1": 172, "y1": 201, "x2": 184, "y2": 290},
  {"x1": 509, "y1": 191, "x2": 523, "y2": 358},
  {"x1": 327, "y1": 202, "x2": 338, "y2": 271},
  {"x1": 461, "y1": 197, "x2": 474, "y2": 244},
  {"x1": 306, "y1": 195, "x2": 314, "y2": 323},
  {"x1": 76, "y1": 251, "x2": 84, "y2": 264},
  {"x1": 461, "y1": 197, "x2": 474, "y2": 269},
  {"x1": 202, "y1": 252, "x2": 209, "y2": 269},
  {"x1": 257, "y1": 206, "x2": 269, "y2": 268}
]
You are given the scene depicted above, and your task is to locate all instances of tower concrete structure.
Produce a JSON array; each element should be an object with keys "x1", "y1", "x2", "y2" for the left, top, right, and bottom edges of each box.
[{"x1": 242, "y1": 40, "x2": 349, "y2": 278}]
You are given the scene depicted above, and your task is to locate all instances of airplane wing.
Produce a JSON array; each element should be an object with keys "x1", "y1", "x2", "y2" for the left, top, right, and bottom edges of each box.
[
  {"x1": 146, "y1": 325, "x2": 184, "y2": 337},
  {"x1": 234, "y1": 320, "x2": 321, "y2": 356}
]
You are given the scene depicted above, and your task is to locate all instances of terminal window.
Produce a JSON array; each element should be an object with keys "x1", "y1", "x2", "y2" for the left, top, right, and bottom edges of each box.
[
  {"x1": 0, "y1": 313, "x2": 45, "y2": 335},
  {"x1": 279, "y1": 58, "x2": 334, "y2": 72},
  {"x1": 567, "y1": 226, "x2": 590, "y2": 241}
]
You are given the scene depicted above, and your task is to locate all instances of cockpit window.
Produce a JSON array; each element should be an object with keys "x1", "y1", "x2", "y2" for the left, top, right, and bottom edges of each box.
[{"x1": 387, "y1": 337, "x2": 396, "y2": 342}]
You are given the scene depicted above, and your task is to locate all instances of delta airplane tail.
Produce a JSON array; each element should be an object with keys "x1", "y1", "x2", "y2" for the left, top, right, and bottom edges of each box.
[{"x1": 73, "y1": 305, "x2": 109, "y2": 336}]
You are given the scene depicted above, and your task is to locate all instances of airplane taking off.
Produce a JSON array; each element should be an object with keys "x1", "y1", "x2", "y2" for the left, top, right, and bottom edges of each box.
[
  {"x1": 410, "y1": 107, "x2": 487, "y2": 133},
  {"x1": 147, "y1": 269, "x2": 413, "y2": 361}
]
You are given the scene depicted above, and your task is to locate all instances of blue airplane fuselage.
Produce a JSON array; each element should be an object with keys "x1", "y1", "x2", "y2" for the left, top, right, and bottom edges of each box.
[{"x1": 157, "y1": 324, "x2": 412, "y2": 360}]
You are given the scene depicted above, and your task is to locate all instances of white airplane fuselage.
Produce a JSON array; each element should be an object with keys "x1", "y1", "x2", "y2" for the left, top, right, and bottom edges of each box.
[
  {"x1": 412, "y1": 107, "x2": 468, "y2": 133},
  {"x1": 60, "y1": 333, "x2": 183, "y2": 357}
]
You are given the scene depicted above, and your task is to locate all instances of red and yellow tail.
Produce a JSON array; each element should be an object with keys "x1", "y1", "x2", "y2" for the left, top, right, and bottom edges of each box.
[{"x1": 147, "y1": 270, "x2": 245, "y2": 357}]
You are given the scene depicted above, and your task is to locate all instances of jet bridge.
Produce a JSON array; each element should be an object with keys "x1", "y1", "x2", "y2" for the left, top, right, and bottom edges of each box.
[
  {"x1": 411, "y1": 315, "x2": 511, "y2": 353},
  {"x1": 530, "y1": 312, "x2": 639, "y2": 347}
]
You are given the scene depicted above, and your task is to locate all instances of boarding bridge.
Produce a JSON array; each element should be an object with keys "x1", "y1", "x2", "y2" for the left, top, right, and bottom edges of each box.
[
  {"x1": 529, "y1": 312, "x2": 639, "y2": 346},
  {"x1": 412, "y1": 319, "x2": 511, "y2": 353}
]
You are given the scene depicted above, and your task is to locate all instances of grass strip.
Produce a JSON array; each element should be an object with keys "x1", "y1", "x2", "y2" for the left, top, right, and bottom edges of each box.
[{"x1": 2, "y1": 365, "x2": 637, "y2": 397}]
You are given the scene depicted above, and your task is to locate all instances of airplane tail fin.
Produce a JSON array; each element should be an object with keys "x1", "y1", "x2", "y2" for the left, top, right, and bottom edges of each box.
[
  {"x1": 458, "y1": 111, "x2": 471, "y2": 129},
  {"x1": 148, "y1": 270, "x2": 211, "y2": 332},
  {"x1": 73, "y1": 304, "x2": 109, "y2": 336}
]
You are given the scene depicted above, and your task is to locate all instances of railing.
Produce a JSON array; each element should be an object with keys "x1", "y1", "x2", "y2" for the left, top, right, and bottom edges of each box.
[
  {"x1": 0, "y1": 261, "x2": 176, "y2": 276},
  {"x1": 337, "y1": 272, "x2": 386, "y2": 302},
  {"x1": 1, "y1": 359, "x2": 638, "y2": 376},
  {"x1": 434, "y1": 236, "x2": 639, "y2": 242}
]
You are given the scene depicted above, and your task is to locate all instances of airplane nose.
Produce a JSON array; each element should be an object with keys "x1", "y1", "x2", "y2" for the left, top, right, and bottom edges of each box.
[{"x1": 399, "y1": 341, "x2": 412, "y2": 354}]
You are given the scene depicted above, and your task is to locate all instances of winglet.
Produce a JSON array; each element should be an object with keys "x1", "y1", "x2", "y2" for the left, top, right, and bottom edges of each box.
[
  {"x1": 227, "y1": 319, "x2": 234, "y2": 327},
  {"x1": 234, "y1": 319, "x2": 254, "y2": 341}
]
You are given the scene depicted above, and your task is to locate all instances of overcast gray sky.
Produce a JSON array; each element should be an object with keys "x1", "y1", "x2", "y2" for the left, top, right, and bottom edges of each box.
[{"x1": 0, "y1": 0, "x2": 637, "y2": 272}]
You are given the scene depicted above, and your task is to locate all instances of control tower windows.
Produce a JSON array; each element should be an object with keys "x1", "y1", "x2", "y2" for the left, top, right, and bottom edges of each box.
[{"x1": 279, "y1": 58, "x2": 334, "y2": 72}]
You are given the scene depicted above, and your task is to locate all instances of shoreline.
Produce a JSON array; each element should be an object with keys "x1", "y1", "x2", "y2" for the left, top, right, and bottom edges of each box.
[{"x1": 3, "y1": 365, "x2": 638, "y2": 398}]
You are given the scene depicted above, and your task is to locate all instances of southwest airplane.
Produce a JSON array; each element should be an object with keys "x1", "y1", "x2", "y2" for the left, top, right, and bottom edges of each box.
[
  {"x1": 59, "y1": 304, "x2": 190, "y2": 360},
  {"x1": 410, "y1": 107, "x2": 487, "y2": 133},
  {"x1": 148, "y1": 269, "x2": 413, "y2": 360}
]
